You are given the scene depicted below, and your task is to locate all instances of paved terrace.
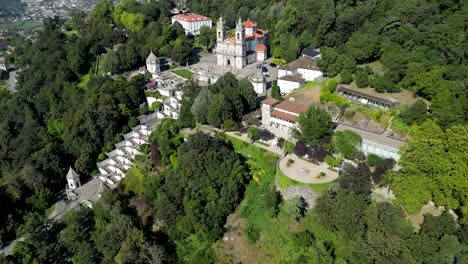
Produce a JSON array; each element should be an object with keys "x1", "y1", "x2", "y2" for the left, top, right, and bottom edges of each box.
[{"x1": 278, "y1": 154, "x2": 338, "y2": 184}]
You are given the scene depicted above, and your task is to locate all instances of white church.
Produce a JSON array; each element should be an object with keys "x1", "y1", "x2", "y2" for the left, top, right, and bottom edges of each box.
[{"x1": 215, "y1": 17, "x2": 268, "y2": 70}]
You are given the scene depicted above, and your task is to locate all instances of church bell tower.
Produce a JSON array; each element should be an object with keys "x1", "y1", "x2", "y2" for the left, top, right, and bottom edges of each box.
[{"x1": 216, "y1": 17, "x2": 226, "y2": 42}]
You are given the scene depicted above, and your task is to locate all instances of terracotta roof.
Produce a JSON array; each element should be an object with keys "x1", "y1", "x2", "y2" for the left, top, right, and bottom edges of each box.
[
  {"x1": 279, "y1": 56, "x2": 320, "y2": 71},
  {"x1": 262, "y1": 98, "x2": 279, "y2": 105},
  {"x1": 245, "y1": 31, "x2": 267, "y2": 39},
  {"x1": 257, "y1": 44, "x2": 267, "y2": 52},
  {"x1": 271, "y1": 110, "x2": 298, "y2": 122},
  {"x1": 278, "y1": 74, "x2": 305, "y2": 83},
  {"x1": 275, "y1": 101, "x2": 309, "y2": 114},
  {"x1": 243, "y1": 20, "x2": 257, "y2": 28},
  {"x1": 172, "y1": 13, "x2": 211, "y2": 22}
]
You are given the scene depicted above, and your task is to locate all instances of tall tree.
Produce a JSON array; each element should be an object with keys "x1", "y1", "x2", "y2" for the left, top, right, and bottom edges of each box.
[
  {"x1": 338, "y1": 163, "x2": 372, "y2": 198},
  {"x1": 191, "y1": 87, "x2": 213, "y2": 124},
  {"x1": 207, "y1": 94, "x2": 233, "y2": 127},
  {"x1": 293, "y1": 105, "x2": 333, "y2": 146}
]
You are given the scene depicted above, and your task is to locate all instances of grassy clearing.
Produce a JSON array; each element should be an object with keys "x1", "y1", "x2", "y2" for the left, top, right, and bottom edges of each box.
[
  {"x1": 172, "y1": 69, "x2": 194, "y2": 79},
  {"x1": 0, "y1": 20, "x2": 43, "y2": 30},
  {"x1": 77, "y1": 73, "x2": 90, "y2": 88}
]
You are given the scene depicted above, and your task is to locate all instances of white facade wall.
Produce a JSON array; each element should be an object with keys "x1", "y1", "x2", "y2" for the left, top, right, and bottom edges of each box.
[
  {"x1": 297, "y1": 68, "x2": 323, "y2": 81},
  {"x1": 171, "y1": 18, "x2": 212, "y2": 35},
  {"x1": 278, "y1": 79, "x2": 303, "y2": 94},
  {"x1": 252, "y1": 81, "x2": 266, "y2": 94},
  {"x1": 257, "y1": 51, "x2": 266, "y2": 62},
  {"x1": 146, "y1": 97, "x2": 157, "y2": 107},
  {"x1": 278, "y1": 69, "x2": 292, "y2": 78}
]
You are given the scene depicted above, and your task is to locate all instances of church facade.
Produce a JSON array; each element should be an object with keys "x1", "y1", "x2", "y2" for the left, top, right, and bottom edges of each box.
[{"x1": 215, "y1": 18, "x2": 268, "y2": 70}]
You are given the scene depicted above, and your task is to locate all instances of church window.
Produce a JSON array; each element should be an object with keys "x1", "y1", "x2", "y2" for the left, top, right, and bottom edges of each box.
[
  {"x1": 237, "y1": 33, "x2": 240, "y2": 40},
  {"x1": 218, "y1": 32, "x2": 221, "y2": 38}
]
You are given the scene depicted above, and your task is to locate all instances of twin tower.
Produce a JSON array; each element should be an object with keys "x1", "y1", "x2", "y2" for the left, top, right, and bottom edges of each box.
[{"x1": 215, "y1": 17, "x2": 268, "y2": 70}]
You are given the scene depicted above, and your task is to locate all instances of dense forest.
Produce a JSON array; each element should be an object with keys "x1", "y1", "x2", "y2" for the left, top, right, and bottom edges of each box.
[
  {"x1": 0, "y1": 0, "x2": 467, "y2": 263},
  {"x1": 190, "y1": 0, "x2": 467, "y2": 128}
]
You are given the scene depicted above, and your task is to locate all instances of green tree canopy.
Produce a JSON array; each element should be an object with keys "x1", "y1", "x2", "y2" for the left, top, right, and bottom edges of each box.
[
  {"x1": 207, "y1": 93, "x2": 233, "y2": 127},
  {"x1": 338, "y1": 163, "x2": 372, "y2": 198},
  {"x1": 333, "y1": 130, "x2": 362, "y2": 159},
  {"x1": 394, "y1": 121, "x2": 468, "y2": 218},
  {"x1": 191, "y1": 87, "x2": 213, "y2": 124},
  {"x1": 293, "y1": 105, "x2": 333, "y2": 146}
]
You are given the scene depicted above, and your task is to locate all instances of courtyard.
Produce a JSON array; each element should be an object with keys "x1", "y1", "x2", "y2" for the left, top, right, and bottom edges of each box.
[
  {"x1": 187, "y1": 51, "x2": 279, "y2": 85},
  {"x1": 278, "y1": 154, "x2": 338, "y2": 184}
]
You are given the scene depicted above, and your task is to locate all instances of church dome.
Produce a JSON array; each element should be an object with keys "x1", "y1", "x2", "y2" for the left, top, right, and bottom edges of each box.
[
  {"x1": 146, "y1": 51, "x2": 158, "y2": 62},
  {"x1": 257, "y1": 44, "x2": 267, "y2": 52},
  {"x1": 250, "y1": 70, "x2": 265, "y2": 82}
]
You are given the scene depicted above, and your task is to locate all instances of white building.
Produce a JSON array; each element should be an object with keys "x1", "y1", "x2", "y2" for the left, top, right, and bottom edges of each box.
[
  {"x1": 249, "y1": 70, "x2": 266, "y2": 95},
  {"x1": 261, "y1": 98, "x2": 309, "y2": 135},
  {"x1": 278, "y1": 56, "x2": 323, "y2": 94},
  {"x1": 171, "y1": 13, "x2": 212, "y2": 35},
  {"x1": 215, "y1": 17, "x2": 268, "y2": 70},
  {"x1": 277, "y1": 74, "x2": 305, "y2": 94},
  {"x1": 146, "y1": 51, "x2": 161, "y2": 78}
]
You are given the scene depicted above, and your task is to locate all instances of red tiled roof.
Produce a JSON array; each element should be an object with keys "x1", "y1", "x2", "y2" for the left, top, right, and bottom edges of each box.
[
  {"x1": 243, "y1": 20, "x2": 257, "y2": 28},
  {"x1": 275, "y1": 101, "x2": 309, "y2": 114},
  {"x1": 257, "y1": 44, "x2": 267, "y2": 52},
  {"x1": 262, "y1": 98, "x2": 279, "y2": 105},
  {"x1": 172, "y1": 13, "x2": 211, "y2": 22},
  {"x1": 271, "y1": 110, "x2": 298, "y2": 122}
]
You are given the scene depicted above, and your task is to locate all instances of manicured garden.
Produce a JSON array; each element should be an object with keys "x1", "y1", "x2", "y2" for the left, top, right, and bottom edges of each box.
[{"x1": 172, "y1": 69, "x2": 195, "y2": 79}]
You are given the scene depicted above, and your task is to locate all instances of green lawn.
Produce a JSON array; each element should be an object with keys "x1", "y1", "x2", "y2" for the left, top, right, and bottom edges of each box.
[
  {"x1": 172, "y1": 69, "x2": 195, "y2": 79},
  {"x1": 77, "y1": 73, "x2": 90, "y2": 88},
  {"x1": 0, "y1": 20, "x2": 43, "y2": 30}
]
